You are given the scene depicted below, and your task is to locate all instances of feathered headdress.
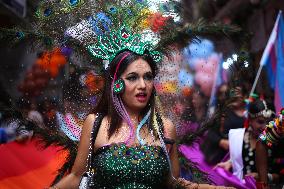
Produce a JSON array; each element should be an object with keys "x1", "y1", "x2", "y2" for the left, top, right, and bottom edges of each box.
[{"x1": 1, "y1": 0, "x2": 241, "y2": 68}]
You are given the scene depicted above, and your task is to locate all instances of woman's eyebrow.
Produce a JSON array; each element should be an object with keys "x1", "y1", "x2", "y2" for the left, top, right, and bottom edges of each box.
[
  {"x1": 125, "y1": 71, "x2": 152, "y2": 76},
  {"x1": 144, "y1": 71, "x2": 153, "y2": 74},
  {"x1": 126, "y1": 72, "x2": 138, "y2": 76}
]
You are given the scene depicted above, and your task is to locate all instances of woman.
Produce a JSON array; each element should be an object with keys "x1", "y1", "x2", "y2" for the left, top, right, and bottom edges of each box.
[
  {"x1": 256, "y1": 108, "x2": 284, "y2": 189},
  {"x1": 202, "y1": 86, "x2": 245, "y2": 165},
  {"x1": 50, "y1": 50, "x2": 233, "y2": 189},
  {"x1": 217, "y1": 99, "x2": 275, "y2": 185}
]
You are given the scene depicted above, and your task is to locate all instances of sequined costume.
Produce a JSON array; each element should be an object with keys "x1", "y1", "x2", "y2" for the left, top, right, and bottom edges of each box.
[{"x1": 91, "y1": 143, "x2": 169, "y2": 189}]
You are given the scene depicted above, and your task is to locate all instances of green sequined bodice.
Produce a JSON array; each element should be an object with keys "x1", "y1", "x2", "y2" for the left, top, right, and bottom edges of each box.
[{"x1": 92, "y1": 143, "x2": 170, "y2": 189}]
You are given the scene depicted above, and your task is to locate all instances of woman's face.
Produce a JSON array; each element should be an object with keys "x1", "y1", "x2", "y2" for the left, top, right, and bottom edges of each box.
[
  {"x1": 250, "y1": 116, "x2": 267, "y2": 137},
  {"x1": 120, "y1": 58, "x2": 154, "y2": 112}
]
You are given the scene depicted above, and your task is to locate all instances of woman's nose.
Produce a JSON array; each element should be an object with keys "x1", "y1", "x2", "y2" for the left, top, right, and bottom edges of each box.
[{"x1": 138, "y1": 78, "x2": 146, "y2": 88}]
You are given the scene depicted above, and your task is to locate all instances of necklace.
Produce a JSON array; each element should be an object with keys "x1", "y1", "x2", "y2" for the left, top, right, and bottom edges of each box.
[{"x1": 243, "y1": 131, "x2": 256, "y2": 174}]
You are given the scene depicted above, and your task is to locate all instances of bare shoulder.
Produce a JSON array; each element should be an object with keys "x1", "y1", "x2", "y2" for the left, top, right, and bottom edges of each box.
[
  {"x1": 161, "y1": 116, "x2": 176, "y2": 140},
  {"x1": 84, "y1": 114, "x2": 109, "y2": 128},
  {"x1": 99, "y1": 115, "x2": 110, "y2": 131},
  {"x1": 85, "y1": 114, "x2": 96, "y2": 122},
  {"x1": 94, "y1": 115, "x2": 110, "y2": 147},
  {"x1": 82, "y1": 114, "x2": 96, "y2": 132}
]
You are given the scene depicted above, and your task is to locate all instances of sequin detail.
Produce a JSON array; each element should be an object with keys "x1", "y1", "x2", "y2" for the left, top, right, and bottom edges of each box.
[{"x1": 92, "y1": 143, "x2": 169, "y2": 189}]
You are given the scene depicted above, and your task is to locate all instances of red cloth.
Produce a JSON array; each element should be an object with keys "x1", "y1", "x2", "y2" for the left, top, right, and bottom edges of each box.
[{"x1": 0, "y1": 138, "x2": 67, "y2": 189}]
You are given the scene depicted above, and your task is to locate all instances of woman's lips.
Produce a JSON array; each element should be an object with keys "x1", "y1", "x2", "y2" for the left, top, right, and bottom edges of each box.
[{"x1": 136, "y1": 93, "x2": 147, "y2": 103}]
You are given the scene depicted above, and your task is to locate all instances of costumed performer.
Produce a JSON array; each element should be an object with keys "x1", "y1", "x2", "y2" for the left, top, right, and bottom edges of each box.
[
  {"x1": 49, "y1": 41, "x2": 234, "y2": 189},
  {"x1": 217, "y1": 98, "x2": 275, "y2": 188},
  {"x1": 256, "y1": 108, "x2": 284, "y2": 189}
]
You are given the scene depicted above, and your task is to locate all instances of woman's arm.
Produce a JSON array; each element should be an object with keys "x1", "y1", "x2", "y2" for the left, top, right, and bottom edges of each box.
[
  {"x1": 50, "y1": 114, "x2": 96, "y2": 189},
  {"x1": 255, "y1": 140, "x2": 269, "y2": 188},
  {"x1": 163, "y1": 118, "x2": 180, "y2": 179}
]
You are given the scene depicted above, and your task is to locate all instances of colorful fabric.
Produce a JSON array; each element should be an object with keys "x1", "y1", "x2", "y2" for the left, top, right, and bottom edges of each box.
[
  {"x1": 64, "y1": 113, "x2": 83, "y2": 139},
  {"x1": 179, "y1": 141, "x2": 256, "y2": 189},
  {"x1": 179, "y1": 143, "x2": 225, "y2": 185},
  {"x1": 229, "y1": 128, "x2": 246, "y2": 180},
  {"x1": 56, "y1": 112, "x2": 81, "y2": 141},
  {"x1": 0, "y1": 138, "x2": 67, "y2": 189}
]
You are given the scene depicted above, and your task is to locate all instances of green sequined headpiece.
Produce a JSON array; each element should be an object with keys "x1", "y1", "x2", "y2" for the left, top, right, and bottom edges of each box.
[{"x1": 87, "y1": 25, "x2": 162, "y2": 65}]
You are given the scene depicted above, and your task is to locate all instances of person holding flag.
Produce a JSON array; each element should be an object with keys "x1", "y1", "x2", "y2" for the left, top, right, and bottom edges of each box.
[{"x1": 250, "y1": 11, "x2": 284, "y2": 113}]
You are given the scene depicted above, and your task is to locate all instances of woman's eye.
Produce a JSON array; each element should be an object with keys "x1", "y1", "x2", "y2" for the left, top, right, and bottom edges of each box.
[
  {"x1": 144, "y1": 73, "x2": 153, "y2": 81},
  {"x1": 126, "y1": 76, "x2": 137, "y2": 81}
]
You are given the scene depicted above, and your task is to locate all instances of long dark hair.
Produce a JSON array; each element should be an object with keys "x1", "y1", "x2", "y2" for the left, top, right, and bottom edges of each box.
[
  {"x1": 248, "y1": 99, "x2": 266, "y2": 114},
  {"x1": 93, "y1": 50, "x2": 158, "y2": 139}
]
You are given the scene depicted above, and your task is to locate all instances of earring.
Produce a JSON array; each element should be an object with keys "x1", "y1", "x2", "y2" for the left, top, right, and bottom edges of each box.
[{"x1": 113, "y1": 78, "x2": 125, "y2": 94}]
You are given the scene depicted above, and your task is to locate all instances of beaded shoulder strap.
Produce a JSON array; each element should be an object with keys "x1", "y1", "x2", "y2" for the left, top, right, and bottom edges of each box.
[
  {"x1": 153, "y1": 110, "x2": 176, "y2": 180},
  {"x1": 85, "y1": 113, "x2": 104, "y2": 174}
]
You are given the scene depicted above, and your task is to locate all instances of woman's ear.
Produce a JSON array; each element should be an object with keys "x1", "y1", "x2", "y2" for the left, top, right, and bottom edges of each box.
[{"x1": 113, "y1": 78, "x2": 125, "y2": 94}]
